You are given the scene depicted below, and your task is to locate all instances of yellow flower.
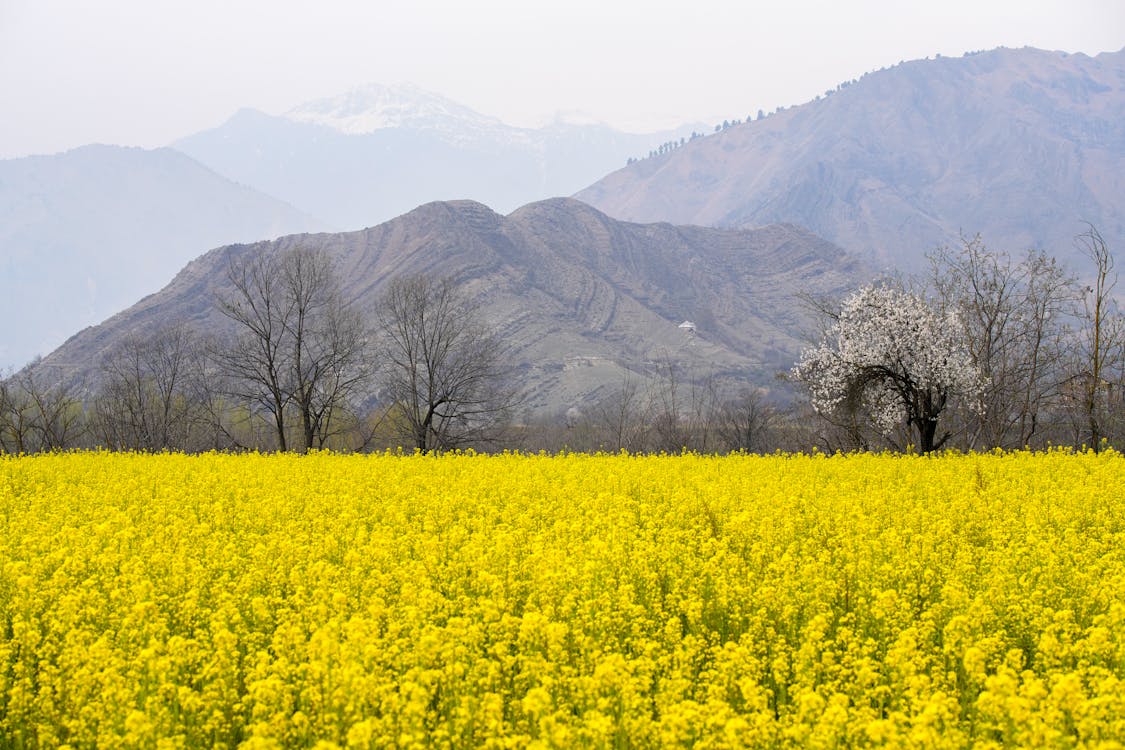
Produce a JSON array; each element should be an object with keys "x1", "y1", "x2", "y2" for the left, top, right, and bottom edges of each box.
[{"x1": 0, "y1": 449, "x2": 1121, "y2": 746}]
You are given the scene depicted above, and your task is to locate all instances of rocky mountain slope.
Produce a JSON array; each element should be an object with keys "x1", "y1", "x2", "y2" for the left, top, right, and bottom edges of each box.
[
  {"x1": 38, "y1": 199, "x2": 869, "y2": 415},
  {"x1": 576, "y1": 47, "x2": 1125, "y2": 271},
  {"x1": 173, "y1": 83, "x2": 700, "y2": 230},
  {"x1": 0, "y1": 145, "x2": 325, "y2": 370}
]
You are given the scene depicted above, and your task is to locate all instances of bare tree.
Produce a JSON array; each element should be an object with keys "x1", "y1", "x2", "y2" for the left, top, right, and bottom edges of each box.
[
  {"x1": 930, "y1": 237, "x2": 1077, "y2": 448},
  {"x1": 0, "y1": 371, "x2": 35, "y2": 453},
  {"x1": 589, "y1": 370, "x2": 650, "y2": 452},
  {"x1": 0, "y1": 364, "x2": 86, "y2": 453},
  {"x1": 278, "y1": 249, "x2": 371, "y2": 451},
  {"x1": 649, "y1": 358, "x2": 684, "y2": 453},
  {"x1": 215, "y1": 246, "x2": 292, "y2": 450},
  {"x1": 715, "y1": 388, "x2": 776, "y2": 453},
  {"x1": 215, "y1": 245, "x2": 371, "y2": 452},
  {"x1": 645, "y1": 358, "x2": 725, "y2": 453},
  {"x1": 375, "y1": 275, "x2": 515, "y2": 452},
  {"x1": 1067, "y1": 225, "x2": 1123, "y2": 451},
  {"x1": 93, "y1": 324, "x2": 203, "y2": 451}
]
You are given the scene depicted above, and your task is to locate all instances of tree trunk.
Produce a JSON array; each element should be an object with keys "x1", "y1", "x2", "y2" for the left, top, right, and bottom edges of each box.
[
  {"x1": 274, "y1": 407, "x2": 287, "y2": 452},
  {"x1": 416, "y1": 406, "x2": 433, "y2": 453},
  {"x1": 301, "y1": 397, "x2": 315, "y2": 453},
  {"x1": 916, "y1": 417, "x2": 937, "y2": 454}
]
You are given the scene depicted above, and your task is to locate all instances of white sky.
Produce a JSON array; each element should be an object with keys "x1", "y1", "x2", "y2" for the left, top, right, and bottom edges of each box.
[{"x1": 1, "y1": 0, "x2": 1122, "y2": 159}]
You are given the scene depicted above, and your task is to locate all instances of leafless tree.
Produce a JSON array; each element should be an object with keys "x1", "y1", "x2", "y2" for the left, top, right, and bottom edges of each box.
[
  {"x1": 714, "y1": 388, "x2": 776, "y2": 453},
  {"x1": 280, "y1": 249, "x2": 372, "y2": 450},
  {"x1": 0, "y1": 371, "x2": 34, "y2": 453},
  {"x1": 215, "y1": 245, "x2": 371, "y2": 452},
  {"x1": 0, "y1": 363, "x2": 86, "y2": 452},
  {"x1": 93, "y1": 323, "x2": 204, "y2": 451},
  {"x1": 375, "y1": 274, "x2": 516, "y2": 452},
  {"x1": 930, "y1": 236, "x2": 1077, "y2": 449},
  {"x1": 645, "y1": 358, "x2": 725, "y2": 453},
  {"x1": 214, "y1": 247, "x2": 291, "y2": 449},
  {"x1": 1066, "y1": 225, "x2": 1124, "y2": 451},
  {"x1": 589, "y1": 371, "x2": 650, "y2": 452},
  {"x1": 648, "y1": 358, "x2": 685, "y2": 452}
]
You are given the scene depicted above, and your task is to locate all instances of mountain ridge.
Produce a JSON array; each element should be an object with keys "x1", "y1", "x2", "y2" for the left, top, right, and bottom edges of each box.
[
  {"x1": 172, "y1": 84, "x2": 702, "y2": 230},
  {"x1": 0, "y1": 144, "x2": 327, "y2": 370},
  {"x1": 575, "y1": 46, "x2": 1125, "y2": 271},
  {"x1": 37, "y1": 198, "x2": 870, "y2": 415}
]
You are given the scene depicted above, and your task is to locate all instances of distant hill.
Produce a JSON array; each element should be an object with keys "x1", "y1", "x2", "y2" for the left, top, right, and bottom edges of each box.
[
  {"x1": 576, "y1": 47, "x2": 1125, "y2": 271},
  {"x1": 0, "y1": 145, "x2": 326, "y2": 370},
  {"x1": 37, "y1": 198, "x2": 869, "y2": 415},
  {"x1": 173, "y1": 83, "x2": 701, "y2": 230}
]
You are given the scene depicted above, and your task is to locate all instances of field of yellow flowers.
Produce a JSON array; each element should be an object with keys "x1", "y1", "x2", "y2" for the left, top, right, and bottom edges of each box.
[{"x1": 1, "y1": 450, "x2": 1124, "y2": 749}]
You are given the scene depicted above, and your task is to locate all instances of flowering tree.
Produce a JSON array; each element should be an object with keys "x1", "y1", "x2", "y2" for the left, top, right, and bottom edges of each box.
[{"x1": 791, "y1": 284, "x2": 984, "y2": 453}]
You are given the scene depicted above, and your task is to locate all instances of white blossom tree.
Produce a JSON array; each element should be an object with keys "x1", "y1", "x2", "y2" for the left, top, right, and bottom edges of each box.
[{"x1": 791, "y1": 284, "x2": 984, "y2": 453}]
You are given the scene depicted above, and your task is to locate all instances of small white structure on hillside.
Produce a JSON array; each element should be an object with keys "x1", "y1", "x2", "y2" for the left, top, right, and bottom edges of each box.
[{"x1": 678, "y1": 320, "x2": 697, "y2": 334}]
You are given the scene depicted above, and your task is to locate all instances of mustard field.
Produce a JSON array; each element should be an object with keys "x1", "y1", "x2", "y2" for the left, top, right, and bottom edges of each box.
[{"x1": 1, "y1": 451, "x2": 1124, "y2": 749}]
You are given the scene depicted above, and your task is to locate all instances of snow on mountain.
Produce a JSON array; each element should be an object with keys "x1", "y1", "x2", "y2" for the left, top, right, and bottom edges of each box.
[
  {"x1": 283, "y1": 83, "x2": 519, "y2": 145},
  {"x1": 174, "y1": 85, "x2": 700, "y2": 230}
]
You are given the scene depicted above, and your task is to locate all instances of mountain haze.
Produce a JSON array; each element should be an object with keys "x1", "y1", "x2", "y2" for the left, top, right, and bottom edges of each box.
[
  {"x1": 577, "y1": 47, "x2": 1125, "y2": 270},
  {"x1": 0, "y1": 145, "x2": 325, "y2": 370},
  {"x1": 173, "y1": 83, "x2": 701, "y2": 230},
  {"x1": 38, "y1": 199, "x2": 868, "y2": 415}
]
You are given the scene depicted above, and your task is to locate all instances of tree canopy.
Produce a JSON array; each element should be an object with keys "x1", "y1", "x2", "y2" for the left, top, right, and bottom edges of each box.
[{"x1": 792, "y1": 284, "x2": 984, "y2": 452}]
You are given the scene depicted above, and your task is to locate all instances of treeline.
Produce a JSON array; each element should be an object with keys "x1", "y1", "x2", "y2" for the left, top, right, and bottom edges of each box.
[
  {"x1": 2, "y1": 230, "x2": 1122, "y2": 456},
  {"x1": 624, "y1": 50, "x2": 1008, "y2": 169},
  {"x1": 626, "y1": 117, "x2": 760, "y2": 167},
  {"x1": 789, "y1": 228, "x2": 1125, "y2": 453},
  {"x1": 1, "y1": 247, "x2": 516, "y2": 456},
  {"x1": 0, "y1": 348, "x2": 786, "y2": 456}
]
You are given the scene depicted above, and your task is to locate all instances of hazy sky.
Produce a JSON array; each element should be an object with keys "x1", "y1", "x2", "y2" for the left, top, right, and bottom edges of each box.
[{"x1": 1, "y1": 0, "x2": 1122, "y2": 159}]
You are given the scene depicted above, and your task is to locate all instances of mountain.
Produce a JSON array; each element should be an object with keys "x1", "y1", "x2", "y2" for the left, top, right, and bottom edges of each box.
[
  {"x1": 284, "y1": 82, "x2": 510, "y2": 138},
  {"x1": 0, "y1": 145, "x2": 327, "y2": 371},
  {"x1": 576, "y1": 47, "x2": 1125, "y2": 271},
  {"x1": 172, "y1": 83, "x2": 700, "y2": 231},
  {"x1": 36, "y1": 198, "x2": 869, "y2": 415}
]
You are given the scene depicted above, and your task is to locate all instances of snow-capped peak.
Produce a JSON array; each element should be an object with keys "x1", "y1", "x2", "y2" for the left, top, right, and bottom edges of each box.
[{"x1": 283, "y1": 83, "x2": 505, "y2": 136}]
